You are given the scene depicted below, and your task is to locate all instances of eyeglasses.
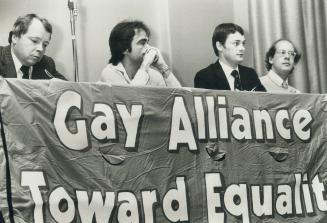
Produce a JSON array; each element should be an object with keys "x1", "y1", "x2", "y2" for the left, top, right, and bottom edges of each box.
[{"x1": 275, "y1": 49, "x2": 297, "y2": 57}]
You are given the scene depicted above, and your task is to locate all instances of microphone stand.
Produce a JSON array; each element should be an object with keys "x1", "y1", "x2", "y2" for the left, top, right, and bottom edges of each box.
[{"x1": 68, "y1": 1, "x2": 79, "y2": 82}]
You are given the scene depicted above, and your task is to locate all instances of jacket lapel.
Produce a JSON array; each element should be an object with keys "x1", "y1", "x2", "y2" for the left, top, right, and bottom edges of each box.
[{"x1": 212, "y1": 60, "x2": 231, "y2": 90}]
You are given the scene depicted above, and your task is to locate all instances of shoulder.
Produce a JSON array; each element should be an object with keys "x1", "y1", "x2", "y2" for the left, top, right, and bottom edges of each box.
[
  {"x1": 34, "y1": 55, "x2": 67, "y2": 80},
  {"x1": 99, "y1": 63, "x2": 123, "y2": 83},
  {"x1": 0, "y1": 46, "x2": 5, "y2": 62},
  {"x1": 260, "y1": 74, "x2": 269, "y2": 81},
  {"x1": 0, "y1": 46, "x2": 5, "y2": 54},
  {"x1": 0, "y1": 45, "x2": 11, "y2": 61},
  {"x1": 0, "y1": 45, "x2": 7, "y2": 53},
  {"x1": 196, "y1": 63, "x2": 216, "y2": 74},
  {"x1": 36, "y1": 55, "x2": 55, "y2": 68},
  {"x1": 102, "y1": 63, "x2": 117, "y2": 72},
  {"x1": 41, "y1": 54, "x2": 54, "y2": 63},
  {"x1": 101, "y1": 64, "x2": 120, "y2": 76},
  {"x1": 195, "y1": 63, "x2": 218, "y2": 78},
  {"x1": 259, "y1": 74, "x2": 270, "y2": 86},
  {"x1": 239, "y1": 64, "x2": 257, "y2": 74},
  {"x1": 239, "y1": 64, "x2": 260, "y2": 80}
]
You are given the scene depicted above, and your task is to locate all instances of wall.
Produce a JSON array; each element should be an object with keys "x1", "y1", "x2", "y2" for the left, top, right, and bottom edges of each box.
[
  {"x1": 168, "y1": 0, "x2": 233, "y2": 87},
  {"x1": 0, "y1": 0, "x2": 250, "y2": 85}
]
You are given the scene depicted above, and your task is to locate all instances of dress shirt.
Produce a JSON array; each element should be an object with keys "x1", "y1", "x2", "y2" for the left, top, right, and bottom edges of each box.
[
  {"x1": 99, "y1": 62, "x2": 181, "y2": 87},
  {"x1": 219, "y1": 60, "x2": 239, "y2": 91},
  {"x1": 260, "y1": 70, "x2": 300, "y2": 93},
  {"x1": 11, "y1": 48, "x2": 32, "y2": 79}
]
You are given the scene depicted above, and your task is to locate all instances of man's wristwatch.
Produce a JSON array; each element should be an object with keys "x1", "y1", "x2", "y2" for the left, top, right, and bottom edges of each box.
[{"x1": 160, "y1": 65, "x2": 170, "y2": 79}]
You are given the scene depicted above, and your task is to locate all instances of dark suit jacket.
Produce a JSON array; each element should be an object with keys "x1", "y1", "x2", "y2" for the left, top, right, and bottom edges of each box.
[
  {"x1": 194, "y1": 60, "x2": 265, "y2": 91},
  {"x1": 0, "y1": 45, "x2": 66, "y2": 80}
]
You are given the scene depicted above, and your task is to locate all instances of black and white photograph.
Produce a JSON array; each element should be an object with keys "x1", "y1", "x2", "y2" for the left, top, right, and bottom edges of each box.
[{"x1": 0, "y1": 0, "x2": 327, "y2": 222}]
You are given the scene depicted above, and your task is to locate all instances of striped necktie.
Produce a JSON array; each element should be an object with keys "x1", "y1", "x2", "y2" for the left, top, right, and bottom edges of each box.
[{"x1": 231, "y1": 70, "x2": 243, "y2": 91}]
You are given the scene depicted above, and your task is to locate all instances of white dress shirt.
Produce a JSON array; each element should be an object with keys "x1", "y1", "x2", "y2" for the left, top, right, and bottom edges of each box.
[
  {"x1": 11, "y1": 48, "x2": 32, "y2": 79},
  {"x1": 260, "y1": 70, "x2": 300, "y2": 93},
  {"x1": 219, "y1": 60, "x2": 239, "y2": 91}
]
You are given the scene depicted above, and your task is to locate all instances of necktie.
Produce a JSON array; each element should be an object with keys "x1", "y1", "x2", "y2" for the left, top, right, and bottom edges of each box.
[
  {"x1": 20, "y1": 65, "x2": 30, "y2": 79},
  {"x1": 231, "y1": 70, "x2": 243, "y2": 91}
]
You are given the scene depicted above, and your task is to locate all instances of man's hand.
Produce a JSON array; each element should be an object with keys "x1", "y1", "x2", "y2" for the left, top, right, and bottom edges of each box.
[
  {"x1": 142, "y1": 46, "x2": 170, "y2": 78},
  {"x1": 141, "y1": 46, "x2": 158, "y2": 71}
]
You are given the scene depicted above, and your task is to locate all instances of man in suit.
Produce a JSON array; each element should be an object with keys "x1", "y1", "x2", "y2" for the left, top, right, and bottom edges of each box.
[
  {"x1": 0, "y1": 14, "x2": 66, "y2": 80},
  {"x1": 194, "y1": 23, "x2": 265, "y2": 91}
]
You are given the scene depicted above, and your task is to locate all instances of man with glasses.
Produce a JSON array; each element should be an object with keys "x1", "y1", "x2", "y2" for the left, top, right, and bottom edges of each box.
[
  {"x1": 260, "y1": 39, "x2": 301, "y2": 93},
  {"x1": 194, "y1": 23, "x2": 265, "y2": 91}
]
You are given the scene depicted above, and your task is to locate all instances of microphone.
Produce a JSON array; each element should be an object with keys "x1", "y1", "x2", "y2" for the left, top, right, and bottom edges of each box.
[
  {"x1": 67, "y1": 0, "x2": 79, "y2": 82},
  {"x1": 68, "y1": 0, "x2": 77, "y2": 17}
]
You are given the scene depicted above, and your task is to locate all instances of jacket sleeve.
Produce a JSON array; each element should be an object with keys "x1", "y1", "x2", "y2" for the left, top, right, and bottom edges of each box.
[
  {"x1": 194, "y1": 71, "x2": 210, "y2": 89},
  {"x1": 39, "y1": 55, "x2": 67, "y2": 80},
  {"x1": 47, "y1": 57, "x2": 67, "y2": 80}
]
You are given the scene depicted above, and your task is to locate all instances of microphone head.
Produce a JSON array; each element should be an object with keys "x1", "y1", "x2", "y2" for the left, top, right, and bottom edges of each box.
[
  {"x1": 68, "y1": 0, "x2": 74, "y2": 10},
  {"x1": 68, "y1": 0, "x2": 78, "y2": 16}
]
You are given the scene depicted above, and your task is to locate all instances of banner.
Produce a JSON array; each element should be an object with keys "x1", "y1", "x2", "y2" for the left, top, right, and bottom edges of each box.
[{"x1": 0, "y1": 78, "x2": 327, "y2": 223}]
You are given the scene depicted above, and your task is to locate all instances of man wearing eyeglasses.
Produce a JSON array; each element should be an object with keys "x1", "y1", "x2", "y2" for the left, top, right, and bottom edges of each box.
[
  {"x1": 194, "y1": 23, "x2": 265, "y2": 91},
  {"x1": 260, "y1": 39, "x2": 301, "y2": 93}
]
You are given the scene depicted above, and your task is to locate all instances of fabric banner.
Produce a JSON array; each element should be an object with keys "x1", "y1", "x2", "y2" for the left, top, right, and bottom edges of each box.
[{"x1": 0, "y1": 78, "x2": 327, "y2": 223}]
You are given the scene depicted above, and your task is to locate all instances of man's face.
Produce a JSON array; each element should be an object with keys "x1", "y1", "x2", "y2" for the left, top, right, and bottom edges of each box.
[
  {"x1": 12, "y1": 18, "x2": 51, "y2": 66},
  {"x1": 217, "y1": 31, "x2": 245, "y2": 68},
  {"x1": 270, "y1": 40, "x2": 296, "y2": 76},
  {"x1": 125, "y1": 29, "x2": 149, "y2": 64}
]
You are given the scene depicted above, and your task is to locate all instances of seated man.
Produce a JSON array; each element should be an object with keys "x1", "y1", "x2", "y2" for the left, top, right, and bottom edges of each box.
[
  {"x1": 260, "y1": 39, "x2": 301, "y2": 93},
  {"x1": 0, "y1": 14, "x2": 66, "y2": 80},
  {"x1": 99, "y1": 20, "x2": 181, "y2": 87},
  {"x1": 194, "y1": 23, "x2": 265, "y2": 91}
]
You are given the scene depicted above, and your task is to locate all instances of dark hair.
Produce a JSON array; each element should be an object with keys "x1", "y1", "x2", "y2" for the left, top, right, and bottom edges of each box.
[
  {"x1": 8, "y1": 13, "x2": 52, "y2": 44},
  {"x1": 109, "y1": 20, "x2": 151, "y2": 65},
  {"x1": 212, "y1": 23, "x2": 244, "y2": 56},
  {"x1": 265, "y1": 38, "x2": 301, "y2": 71}
]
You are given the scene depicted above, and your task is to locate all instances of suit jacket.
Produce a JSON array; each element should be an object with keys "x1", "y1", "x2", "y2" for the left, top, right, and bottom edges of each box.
[
  {"x1": 0, "y1": 45, "x2": 66, "y2": 80},
  {"x1": 194, "y1": 60, "x2": 265, "y2": 91}
]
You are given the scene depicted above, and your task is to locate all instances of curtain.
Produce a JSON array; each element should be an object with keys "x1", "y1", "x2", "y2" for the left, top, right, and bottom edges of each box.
[{"x1": 248, "y1": 0, "x2": 327, "y2": 93}]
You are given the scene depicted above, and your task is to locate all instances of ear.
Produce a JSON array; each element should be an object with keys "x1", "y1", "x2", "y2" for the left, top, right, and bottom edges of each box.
[
  {"x1": 268, "y1": 57, "x2": 273, "y2": 64},
  {"x1": 216, "y1": 41, "x2": 224, "y2": 52},
  {"x1": 11, "y1": 34, "x2": 18, "y2": 45},
  {"x1": 123, "y1": 47, "x2": 131, "y2": 55}
]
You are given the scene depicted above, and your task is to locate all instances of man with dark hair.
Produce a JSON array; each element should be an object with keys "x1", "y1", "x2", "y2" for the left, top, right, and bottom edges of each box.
[
  {"x1": 0, "y1": 14, "x2": 66, "y2": 80},
  {"x1": 99, "y1": 20, "x2": 180, "y2": 87},
  {"x1": 260, "y1": 39, "x2": 301, "y2": 93},
  {"x1": 194, "y1": 23, "x2": 265, "y2": 91}
]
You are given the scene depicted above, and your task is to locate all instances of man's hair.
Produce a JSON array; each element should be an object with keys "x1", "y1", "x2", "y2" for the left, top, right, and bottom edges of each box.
[
  {"x1": 265, "y1": 38, "x2": 301, "y2": 71},
  {"x1": 212, "y1": 23, "x2": 244, "y2": 56},
  {"x1": 8, "y1": 13, "x2": 52, "y2": 44},
  {"x1": 109, "y1": 20, "x2": 151, "y2": 65}
]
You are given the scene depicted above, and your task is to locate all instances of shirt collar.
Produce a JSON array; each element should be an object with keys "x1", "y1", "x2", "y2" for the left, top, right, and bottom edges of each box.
[
  {"x1": 11, "y1": 47, "x2": 34, "y2": 79},
  {"x1": 11, "y1": 47, "x2": 22, "y2": 74},
  {"x1": 267, "y1": 70, "x2": 288, "y2": 88},
  {"x1": 113, "y1": 62, "x2": 126, "y2": 73},
  {"x1": 219, "y1": 60, "x2": 239, "y2": 78},
  {"x1": 111, "y1": 62, "x2": 132, "y2": 84}
]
